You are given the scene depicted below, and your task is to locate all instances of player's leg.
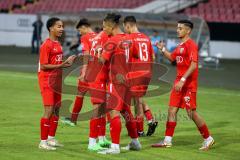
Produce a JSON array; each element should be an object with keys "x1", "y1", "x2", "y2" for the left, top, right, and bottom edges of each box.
[
  {"x1": 88, "y1": 82, "x2": 110, "y2": 150},
  {"x1": 152, "y1": 89, "x2": 181, "y2": 148},
  {"x1": 70, "y1": 94, "x2": 84, "y2": 124},
  {"x1": 98, "y1": 84, "x2": 125, "y2": 154},
  {"x1": 47, "y1": 98, "x2": 64, "y2": 148},
  {"x1": 142, "y1": 100, "x2": 158, "y2": 136},
  {"x1": 185, "y1": 92, "x2": 214, "y2": 151},
  {"x1": 121, "y1": 105, "x2": 141, "y2": 151},
  {"x1": 97, "y1": 104, "x2": 111, "y2": 148},
  {"x1": 152, "y1": 106, "x2": 178, "y2": 147},
  {"x1": 98, "y1": 109, "x2": 122, "y2": 154},
  {"x1": 39, "y1": 106, "x2": 56, "y2": 150},
  {"x1": 39, "y1": 88, "x2": 57, "y2": 150},
  {"x1": 70, "y1": 81, "x2": 87, "y2": 124},
  {"x1": 61, "y1": 81, "x2": 86, "y2": 126},
  {"x1": 134, "y1": 97, "x2": 145, "y2": 136}
]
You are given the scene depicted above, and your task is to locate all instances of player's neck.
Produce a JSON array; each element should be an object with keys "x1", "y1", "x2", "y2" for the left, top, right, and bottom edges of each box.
[
  {"x1": 180, "y1": 35, "x2": 190, "y2": 43},
  {"x1": 131, "y1": 27, "x2": 139, "y2": 33},
  {"x1": 87, "y1": 28, "x2": 94, "y2": 33},
  {"x1": 49, "y1": 34, "x2": 58, "y2": 42},
  {"x1": 113, "y1": 28, "x2": 123, "y2": 36}
]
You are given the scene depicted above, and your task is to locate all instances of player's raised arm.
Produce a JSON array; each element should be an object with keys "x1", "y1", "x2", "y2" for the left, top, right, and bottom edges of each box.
[{"x1": 156, "y1": 41, "x2": 173, "y2": 62}]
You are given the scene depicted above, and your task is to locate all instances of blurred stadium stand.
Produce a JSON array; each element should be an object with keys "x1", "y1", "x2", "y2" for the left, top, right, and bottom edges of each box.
[
  {"x1": 180, "y1": 0, "x2": 240, "y2": 23},
  {"x1": 0, "y1": 0, "x2": 239, "y2": 61}
]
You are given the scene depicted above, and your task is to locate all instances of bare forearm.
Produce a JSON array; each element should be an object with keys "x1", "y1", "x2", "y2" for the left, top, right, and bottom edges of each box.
[
  {"x1": 162, "y1": 50, "x2": 173, "y2": 62},
  {"x1": 40, "y1": 64, "x2": 62, "y2": 70}
]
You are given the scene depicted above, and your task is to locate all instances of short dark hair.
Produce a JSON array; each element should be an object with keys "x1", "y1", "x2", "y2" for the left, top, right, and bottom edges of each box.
[
  {"x1": 46, "y1": 17, "x2": 61, "y2": 31},
  {"x1": 178, "y1": 19, "x2": 194, "y2": 29},
  {"x1": 76, "y1": 18, "x2": 90, "y2": 29},
  {"x1": 123, "y1": 16, "x2": 137, "y2": 24},
  {"x1": 104, "y1": 13, "x2": 121, "y2": 25}
]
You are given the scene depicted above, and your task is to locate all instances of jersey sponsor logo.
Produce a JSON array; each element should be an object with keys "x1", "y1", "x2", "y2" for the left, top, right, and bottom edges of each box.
[
  {"x1": 55, "y1": 54, "x2": 63, "y2": 62},
  {"x1": 180, "y1": 48, "x2": 184, "y2": 54},
  {"x1": 176, "y1": 56, "x2": 183, "y2": 63}
]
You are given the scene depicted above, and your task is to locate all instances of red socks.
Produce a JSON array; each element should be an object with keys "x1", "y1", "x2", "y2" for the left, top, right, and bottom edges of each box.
[
  {"x1": 98, "y1": 117, "x2": 106, "y2": 137},
  {"x1": 110, "y1": 116, "x2": 122, "y2": 144},
  {"x1": 71, "y1": 96, "x2": 83, "y2": 122},
  {"x1": 48, "y1": 115, "x2": 59, "y2": 137},
  {"x1": 121, "y1": 107, "x2": 138, "y2": 139},
  {"x1": 144, "y1": 109, "x2": 153, "y2": 122},
  {"x1": 165, "y1": 121, "x2": 177, "y2": 137},
  {"x1": 198, "y1": 124, "x2": 210, "y2": 139},
  {"x1": 40, "y1": 118, "x2": 50, "y2": 140},
  {"x1": 89, "y1": 118, "x2": 99, "y2": 138},
  {"x1": 136, "y1": 116, "x2": 144, "y2": 133}
]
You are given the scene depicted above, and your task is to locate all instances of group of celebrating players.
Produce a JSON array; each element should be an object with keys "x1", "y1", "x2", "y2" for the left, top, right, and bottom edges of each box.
[{"x1": 37, "y1": 12, "x2": 215, "y2": 154}]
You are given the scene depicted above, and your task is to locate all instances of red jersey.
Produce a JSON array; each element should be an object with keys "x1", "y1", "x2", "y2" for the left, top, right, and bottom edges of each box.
[
  {"x1": 38, "y1": 38, "x2": 63, "y2": 78},
  {"x1": 171, "y1": 38, "x2": 198, "y2": 92},
  {"x1": 129, "y1": 32, "x2": 154, "y2": 78},
  {"x1": 102, "y1": 33, "x2": 133, "y2": 84},
  {"x1": 81, "y1": 32, "x2": 97, "y2": 53},
  {"x1": 85, "y1": 31, "x2": 109, "y2": 82}
]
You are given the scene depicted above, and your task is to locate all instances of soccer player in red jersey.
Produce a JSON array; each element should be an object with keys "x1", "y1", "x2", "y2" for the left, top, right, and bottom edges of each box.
[
  {"x1": 84, "y1": 30, "x2": 112, "y2": 151},
  {"x1": 62, "y1": 18, "x2": 97, "y2": 126},
  {"x1": 152, "y1": 20, "x2": 214, "y2": 150},
  {"x1": 97, "y1": 13, "x2": 141, "y2": 154},
  {"x1": 123, "y1": 16, "x2": 158, "y2": 137},
  {"x1": 38, "y1": 17, "x2": 76, "y2": 150}
]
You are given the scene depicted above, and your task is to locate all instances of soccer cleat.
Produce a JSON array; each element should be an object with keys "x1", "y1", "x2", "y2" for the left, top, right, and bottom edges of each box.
[
  {"x1": 98, "y1": 139, "x2": 111, "y2": 148},
  {"x1": 151, "y1": 140, "x2": 172, "y2": 148},
  {"x1": 39, "y1": 142, "x2": 56, "y2": 151},
  {"x1": 138, "y1": 131, "x2": 145, "y2": 137},
  {"x1": 97, "y1": 148, "x2": 120, "y2": 154},
  {"x1": 60, "y1": 117, "x2": 76, "y2": 127},
  {"x1": 122, "y1": 141, "x2": 142, "y2": 151},
  {"x1": 199, "y1": 137, "x2": 215, "y2": 151},
  {"x1": 88, "y1": 143, "x2": 106, "y2": 151},
  {"x1": 47, "y1": 138, "x2": 64, "y2": 147},
  {"x1": 146, "y1": 121, "x2": 158, "y2": 136}
]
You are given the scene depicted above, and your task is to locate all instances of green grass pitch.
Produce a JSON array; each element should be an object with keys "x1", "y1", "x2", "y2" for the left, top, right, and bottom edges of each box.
[{"x1": 0, "y1": 70, "x2": 240, "y2": 160}]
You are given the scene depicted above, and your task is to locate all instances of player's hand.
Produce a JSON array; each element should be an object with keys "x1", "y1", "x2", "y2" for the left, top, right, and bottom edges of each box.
[
  {"x1": 116, "y1": 74, "x2": 126, "y2": 84},
  {"x1": 66, "y1": 55, "x2": 77, "y2": 65},
  {"x1": 155, "y1": 41, "x2": 165, "y2": 51},
  {"x1": 175, "y1": 81, "x2": 184, "y2": 92}
]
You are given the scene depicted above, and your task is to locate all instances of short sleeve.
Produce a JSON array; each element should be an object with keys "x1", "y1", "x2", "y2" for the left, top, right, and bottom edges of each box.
[
  {"x1": 171, "y1": 48, "x2": 178, "y2": 61},
  {"x1": 189, "y1": 42, "x2": 198, "y2": 62},
  {"x1": 81, "y1": 36, "x2": 90, "y2": 53},
  {"x1": 39, "y1": 43, "x2": 50, "y2": 64}
]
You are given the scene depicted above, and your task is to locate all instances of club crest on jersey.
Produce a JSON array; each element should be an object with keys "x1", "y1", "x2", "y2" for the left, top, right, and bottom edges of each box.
[
  {"x1": 55, "y1": 54, "x2": 63, "y2": 62},
  {"x1": 180, "y1": 48, "x2": 184, "y2": 54},
  {"x1": 184, "y1": 96, "x2": 190, "y2": 106}
]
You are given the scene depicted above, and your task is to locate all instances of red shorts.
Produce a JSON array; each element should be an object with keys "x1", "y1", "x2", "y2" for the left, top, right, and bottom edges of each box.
[
  {"x1": 89, "y1": 82, "x2": 106, "y2": 105},
  {"x1": 38, "y1": 76, "x2": 62, "y2": 107},
  {"x1": 106, "y1": 83, "x2": 131, "y2": 111},
  {"x1": 169, "y1": 88, "x2": 197, "y2": 110},
  {"x1": 130, "y1": 85, "x2": 148, "y2": 97},
  {"x1": 128, "y1": 71, "x2": 151, "y2": 97},
  {"x1": 77, "y1": 80, "x2": 89, "y2": 94}
]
